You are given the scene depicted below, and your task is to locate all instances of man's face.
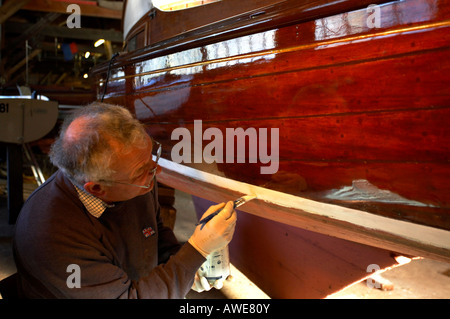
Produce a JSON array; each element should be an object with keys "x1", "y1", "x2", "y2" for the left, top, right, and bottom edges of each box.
[{"x1": 99, "y1": 135, "x2": 161, "y2": 202}]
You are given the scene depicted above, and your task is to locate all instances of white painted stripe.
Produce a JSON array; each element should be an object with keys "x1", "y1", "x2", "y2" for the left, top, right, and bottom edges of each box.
[{"x1": 158, "y1": 157, "x2": 450, "y2": 251}]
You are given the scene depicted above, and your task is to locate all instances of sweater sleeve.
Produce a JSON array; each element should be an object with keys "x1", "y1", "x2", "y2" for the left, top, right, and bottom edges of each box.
[
  {"x1": 152, "y1": 183, "x2": 183, "y2": 264},
  {"x1": 133, "y1": 242, "x2": 205, "y2": 299},
  {"x1": 15, "y1": 219, "x2": 205, "y2": 299}
]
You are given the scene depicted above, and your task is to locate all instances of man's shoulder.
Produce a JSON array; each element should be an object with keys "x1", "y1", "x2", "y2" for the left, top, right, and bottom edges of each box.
[
  {"x1": 24, "y1": 170, "x2": 78, "y2": 205},
  {"x1": 14, "y1": 171, "x2": 100, "y2": 259},
  {"x1": 16, "y1": 171, "x2": 88, "y2": 231}
]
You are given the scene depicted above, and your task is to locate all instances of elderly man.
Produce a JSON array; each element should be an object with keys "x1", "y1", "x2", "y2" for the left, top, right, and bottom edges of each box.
[{"x1": 13, "y1": 102, "x2": 236, "y2": 298}]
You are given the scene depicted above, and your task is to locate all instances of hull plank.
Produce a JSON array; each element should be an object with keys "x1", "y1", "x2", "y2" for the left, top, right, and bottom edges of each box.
[
  {"x1": 157, "y1": 158, "x2": 450, "y2": 263},
  {"x1": 193, "y1": 197, "x2": 407, "y2": 299}
]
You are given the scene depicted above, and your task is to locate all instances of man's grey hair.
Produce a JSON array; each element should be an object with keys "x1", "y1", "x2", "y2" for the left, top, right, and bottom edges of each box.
[{"x1": 49, "y1": 102, "x2": 149, "y2": 186}]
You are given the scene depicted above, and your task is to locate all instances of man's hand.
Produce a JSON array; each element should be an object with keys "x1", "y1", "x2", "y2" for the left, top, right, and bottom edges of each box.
[
  {"x1": 188, "y1": 201, "x2": 237, "y2": 258},
  {"x1": 191, "y1": 268, "x2": 225, "y2": 292}
]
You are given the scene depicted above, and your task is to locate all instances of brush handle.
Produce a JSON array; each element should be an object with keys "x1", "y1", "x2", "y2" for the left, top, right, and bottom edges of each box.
[{"x1": 197, "y1": 201, "x2": 238, "y2": 230}]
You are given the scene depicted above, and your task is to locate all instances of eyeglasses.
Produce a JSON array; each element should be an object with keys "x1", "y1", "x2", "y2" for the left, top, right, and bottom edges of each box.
[{"x1": 99, "y1": 139, "x2": 161, "y2": 189}]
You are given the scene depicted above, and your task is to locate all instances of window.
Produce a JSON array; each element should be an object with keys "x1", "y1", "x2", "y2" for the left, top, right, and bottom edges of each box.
[
  {"x1": 124, "y1": 0, "x2": 222, "y2": 40},
  {"x1": 123, "y1": 0, "x2": 153, "y2": 40},
  {"x1": 152, "y1": 0, "x2": 221, "y2": 11}
]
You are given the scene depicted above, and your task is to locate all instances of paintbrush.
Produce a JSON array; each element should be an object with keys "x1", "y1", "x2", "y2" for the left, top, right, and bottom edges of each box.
[{"x1": 197, "y1": 195, "x2": 256, "y2": 230}]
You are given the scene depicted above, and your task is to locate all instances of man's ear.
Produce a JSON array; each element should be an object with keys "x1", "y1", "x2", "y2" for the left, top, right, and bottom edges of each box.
[{"x1": 83, "y1": 181, "x2": 106, "y2": 197}]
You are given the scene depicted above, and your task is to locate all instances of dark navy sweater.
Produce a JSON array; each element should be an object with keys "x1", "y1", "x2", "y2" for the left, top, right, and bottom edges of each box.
[{"x1": 13, "y1": 170, "x2": 205, "y2": 298}]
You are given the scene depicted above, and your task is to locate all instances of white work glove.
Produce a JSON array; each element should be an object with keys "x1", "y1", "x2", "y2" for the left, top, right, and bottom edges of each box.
[
  {"x1": 191, "y1": 267, "x2": 225, "y2": 292},
  {"x1": 188, "y1": 201, "x2": 237, "y2": 258}
]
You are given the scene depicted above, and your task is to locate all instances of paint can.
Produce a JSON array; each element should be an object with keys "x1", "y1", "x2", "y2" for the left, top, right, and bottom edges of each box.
[{"x1": 201, "y1": 246, "x2": 230, "y2": 285}]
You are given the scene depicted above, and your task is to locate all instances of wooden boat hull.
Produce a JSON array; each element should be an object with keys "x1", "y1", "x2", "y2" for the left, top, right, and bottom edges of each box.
[
  {"x1": 92, "y1": 0, "x2": 450, "y2": 297},
  {"x1": 193, "y1": 196, "x2": 415, "y2": 299}
]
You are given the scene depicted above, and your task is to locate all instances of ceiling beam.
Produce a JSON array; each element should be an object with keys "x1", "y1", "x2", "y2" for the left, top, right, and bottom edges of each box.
[
  {"x1": 41, "y1": 41, "x2": 109, "y2": 54},
  {"x1": 22, "y1": 0, "x2": 122, "y2": 19},
  {"x1": 9, "y1": 12, "x2": 61, "y2": 52},
  {"x1": 3, "y1": 48, "x2": 41, "y2": 81},
  {"x1": 5, "y1": 21, "x2": 123, "y2": 42},
  {"x1": 0, "y1": 0, "x2": 31, "y2": 24}
]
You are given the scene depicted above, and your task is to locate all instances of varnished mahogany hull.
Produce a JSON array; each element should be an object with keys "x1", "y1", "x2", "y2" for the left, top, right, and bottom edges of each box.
[
  {"x1": 92, "y1": 0, "x2": 450, "y2": 297},
  {"x1": 95, "y1": 0, "x2": 450, "y2": 231}
]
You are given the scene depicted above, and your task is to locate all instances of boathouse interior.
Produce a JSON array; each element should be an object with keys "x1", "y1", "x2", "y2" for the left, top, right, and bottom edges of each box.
[{"x1": 0, "y1": 0, "x2": 449, "y2": 300}]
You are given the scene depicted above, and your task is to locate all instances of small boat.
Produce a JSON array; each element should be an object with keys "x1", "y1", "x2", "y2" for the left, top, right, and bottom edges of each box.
[{"x1": 91, "y1": 0, "x2": 450, "y2": 298}]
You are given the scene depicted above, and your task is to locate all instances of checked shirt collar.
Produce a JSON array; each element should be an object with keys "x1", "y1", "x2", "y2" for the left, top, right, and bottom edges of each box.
[{"x1": 73, "y1": 184, "x2": 115, "y2": 218}]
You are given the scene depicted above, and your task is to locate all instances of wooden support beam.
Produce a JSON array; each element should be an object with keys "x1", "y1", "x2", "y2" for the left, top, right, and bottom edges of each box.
[
  {"x1": 3, "y1": 48, "x2": 41, "y2": 81},
  {"x1": 55, "y1": 72, "x2": 68, "y2": 85},
  {"x1": 9, "y1": 12, "x2": 61, "y2": 53},
  {"x1": 22, "y1": 0, "x2": 122, "y2": 19},
  {"x1": 0, "y1": 0, "x2": 31, "y2": 24},
  {"x1": 103, "y1": 39, "x2": 113, "y2": 60},
  {"x1": 5, "y1": 22, "x2": 123, "y2": 42},
  {"x1": 41, "y1": 41, "x2": 107, "y2": 54}
]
